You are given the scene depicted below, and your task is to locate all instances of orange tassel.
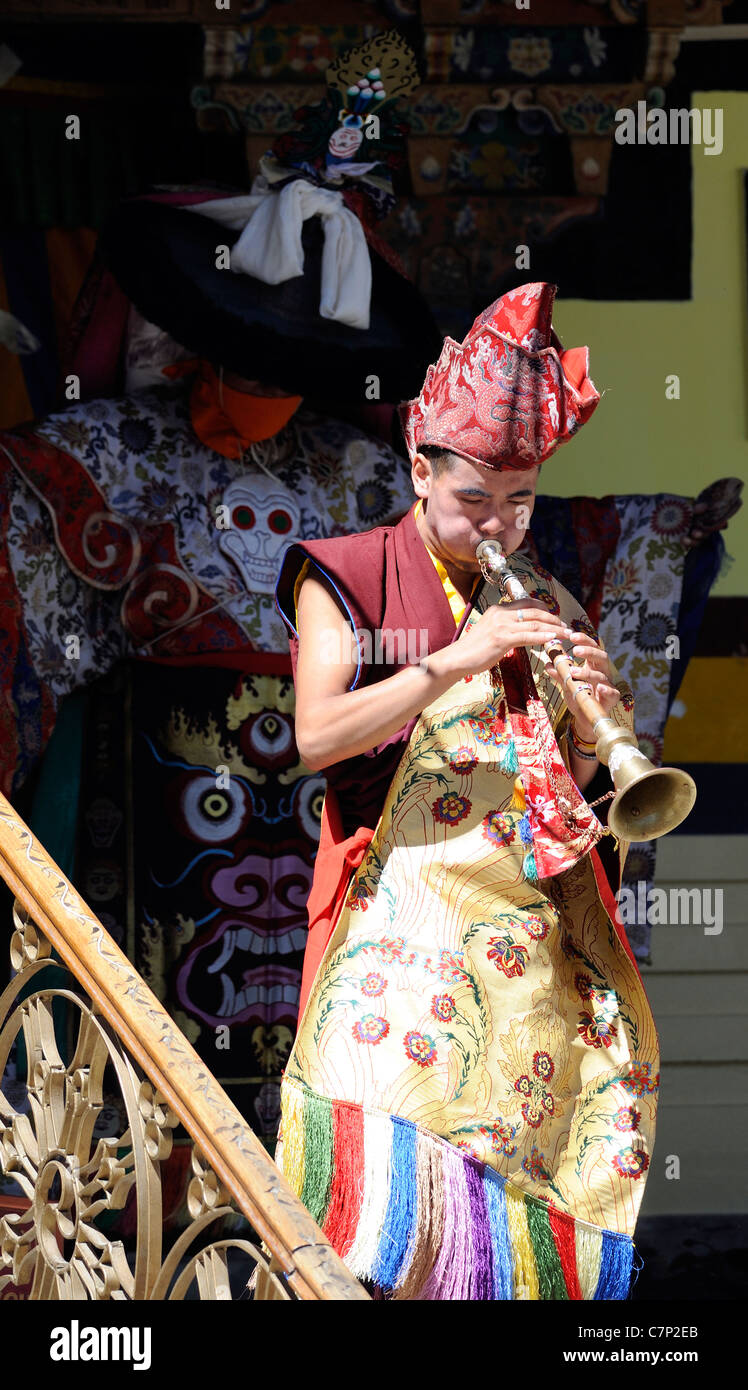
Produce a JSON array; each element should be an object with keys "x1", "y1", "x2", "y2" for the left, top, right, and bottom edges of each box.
[{"x1": 511, "y1": 777, "x2": 526, "y2": 812}]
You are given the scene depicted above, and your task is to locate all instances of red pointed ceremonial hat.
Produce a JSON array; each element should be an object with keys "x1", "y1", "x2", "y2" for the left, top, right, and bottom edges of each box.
[{"x1": 398, "y1": 282, "x2": 600, "y2": 471}]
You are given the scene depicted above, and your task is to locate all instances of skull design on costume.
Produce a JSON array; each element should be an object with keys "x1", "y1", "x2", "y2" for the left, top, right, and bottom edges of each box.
[{"x1": 219, "y1": 474, "x2": 301, "y2": 594}]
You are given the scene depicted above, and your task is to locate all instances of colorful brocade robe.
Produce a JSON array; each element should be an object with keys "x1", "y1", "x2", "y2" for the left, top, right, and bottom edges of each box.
[{"x1": 276, "y1": 520, "x2": 660, "y2": 1301}]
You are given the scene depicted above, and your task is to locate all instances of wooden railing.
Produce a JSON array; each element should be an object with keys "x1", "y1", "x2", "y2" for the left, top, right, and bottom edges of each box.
[{"x1": 0, "y1": 790, "x2": 369, "y2": 1301}]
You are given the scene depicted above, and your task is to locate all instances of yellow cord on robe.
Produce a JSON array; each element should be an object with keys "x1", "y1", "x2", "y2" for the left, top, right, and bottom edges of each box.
[
  {"x1": 293, "y1": 557, "x2": 312, "y2": 628},
  {"x1": 413, "y1": 499, "x2": 480, "y2": 625},
  {"x1": 294, "y1": 506, "x2": 479, "y2": 631}
]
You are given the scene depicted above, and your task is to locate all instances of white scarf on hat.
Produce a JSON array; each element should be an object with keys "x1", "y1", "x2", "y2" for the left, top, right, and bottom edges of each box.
[{"x1": 188, "y1": 177, "x2": 372, "y2": 330}]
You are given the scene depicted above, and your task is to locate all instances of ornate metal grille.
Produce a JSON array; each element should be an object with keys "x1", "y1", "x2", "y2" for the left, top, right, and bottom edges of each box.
[{"x1": 0, "y1": 793, "x2": 368, "y2": 1302}]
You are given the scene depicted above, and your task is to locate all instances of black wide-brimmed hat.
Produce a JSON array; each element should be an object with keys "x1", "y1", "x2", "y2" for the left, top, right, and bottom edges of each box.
[{"x1": 97, "y1": 193, "x2": 443, "y2": 403}]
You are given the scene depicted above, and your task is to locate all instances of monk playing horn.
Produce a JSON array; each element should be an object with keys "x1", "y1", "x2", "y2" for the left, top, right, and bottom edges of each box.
[{"x1": 274, "y1": 282, "x2": 658, "y2": 1301}]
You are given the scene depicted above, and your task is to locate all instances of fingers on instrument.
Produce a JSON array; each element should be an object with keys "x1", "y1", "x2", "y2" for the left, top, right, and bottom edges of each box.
[{"x1": 474, "y1": 538, "x2": 697, "y2": 840}]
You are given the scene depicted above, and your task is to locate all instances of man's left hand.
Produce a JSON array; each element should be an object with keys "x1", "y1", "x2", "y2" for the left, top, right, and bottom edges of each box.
[{"x1": 547, "y1": 636, "x2": 620, "y2": 743}]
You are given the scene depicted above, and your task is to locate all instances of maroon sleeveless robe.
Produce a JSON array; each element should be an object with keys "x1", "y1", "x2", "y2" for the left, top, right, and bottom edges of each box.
[{"x1": 275, "y1": 503, "x2": 478, "y2": 1012}]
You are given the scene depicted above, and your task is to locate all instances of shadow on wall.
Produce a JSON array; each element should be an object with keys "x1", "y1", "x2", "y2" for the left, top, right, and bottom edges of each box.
[{"x1": 632, "y1": 1215, "x2": 748, "y2": 1300}]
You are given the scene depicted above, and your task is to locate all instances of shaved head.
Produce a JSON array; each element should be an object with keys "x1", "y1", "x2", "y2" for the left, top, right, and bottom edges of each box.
[{"x1": 418, "y1": 443, "x2": 459, "y2": 478}]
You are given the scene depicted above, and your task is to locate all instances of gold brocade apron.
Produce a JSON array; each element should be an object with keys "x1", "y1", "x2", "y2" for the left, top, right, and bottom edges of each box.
[{"x1": 278, "y1": 557, "x2": 660, "y2": 1301}]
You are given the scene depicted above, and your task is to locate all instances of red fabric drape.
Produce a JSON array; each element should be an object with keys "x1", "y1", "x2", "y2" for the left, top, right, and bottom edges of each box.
[{"x1": 298, "y1": 786, "x2": 374, "y2": 1020}]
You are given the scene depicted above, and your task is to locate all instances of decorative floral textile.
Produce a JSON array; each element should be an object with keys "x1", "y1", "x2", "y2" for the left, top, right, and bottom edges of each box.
[
  {"x1": 405, "y1": 82, "x2": 638, "y2": 140},
  {"x1": 279, "y1": 556, "x2": 658, "y2": 1299},
  {"x1": 0, "y1": 384, "x2": 415, "y2": 793},
  {"x1": 596, "y1": 494, "x2": 694, "y2": 961},
  {"x1": 422, "y1": 25, "x2": 647, "y2": 86},
  {"x1": 0, "y1": 461, "x2": 60, "y2": 794},
  {"x1": 525, "y1": 489, "x2": 714, "y2": 961},
  {"x1": 399, "y1": 282, "x2": 600, "y2": 471},
  {"x1": 481, "y1": 551, "x2": 636, "y2": 881},
  {"x1": 411, "y1": 114, "x2": 566, "y2": 197},
  {"x1": 202, "y1": 24, "x2": 382, "y2": 84},
  {"x1": 378, "y1": 194, "x2": 600, "y2": 339},
  {"x1": 525, "y1": 494, "x2": 621, "y2": 630},
  {"x1": 667, "y1": 480, "x2": 735, "y2": 703},
  {"x1": 10, "y1": 385, "x2": 414, "y2": 651}
]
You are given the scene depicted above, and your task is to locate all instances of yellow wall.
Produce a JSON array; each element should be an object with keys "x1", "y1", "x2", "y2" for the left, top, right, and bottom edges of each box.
[{"x1": 542, "y1": 91, "x2": 748, "y2": 598}]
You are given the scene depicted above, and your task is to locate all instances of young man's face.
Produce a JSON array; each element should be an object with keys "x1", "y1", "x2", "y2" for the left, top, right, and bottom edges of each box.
[{"x1": 412, "y1": 452, "x2": 538, "y2": 570}]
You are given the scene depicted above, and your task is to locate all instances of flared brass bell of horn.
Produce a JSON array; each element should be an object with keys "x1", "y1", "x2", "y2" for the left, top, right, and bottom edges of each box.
[
  {"x1": 589, "y1": 721, "x2": 696, "y2": 842},
  {"x1": 475, "y1": 539, "x2": 697, "y2": 841}
]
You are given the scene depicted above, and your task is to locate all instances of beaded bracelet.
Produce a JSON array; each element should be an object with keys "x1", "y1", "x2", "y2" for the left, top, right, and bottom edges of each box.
[{"x1": 568, "y1": 726, "x2": 598, "y2": 761}]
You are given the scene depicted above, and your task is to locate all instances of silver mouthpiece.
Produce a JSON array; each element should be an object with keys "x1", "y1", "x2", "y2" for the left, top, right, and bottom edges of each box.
[{"x1": 475, "y1": 539, "x2": 507, "y2": 584}]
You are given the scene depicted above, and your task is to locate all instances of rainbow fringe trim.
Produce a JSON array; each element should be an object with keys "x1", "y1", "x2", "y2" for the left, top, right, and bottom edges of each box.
[{"x1": 279, "y1": 1080, "x2": 635, "y2": 1301}]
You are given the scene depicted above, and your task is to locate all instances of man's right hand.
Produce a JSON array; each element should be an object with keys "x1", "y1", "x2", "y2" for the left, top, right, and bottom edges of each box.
[
  {"x1": 295, "y1": 575, "x2": 574, "y2": 773},
  {"x1": 441, "y1": 599, "x2": 575, "y2": 681}
]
